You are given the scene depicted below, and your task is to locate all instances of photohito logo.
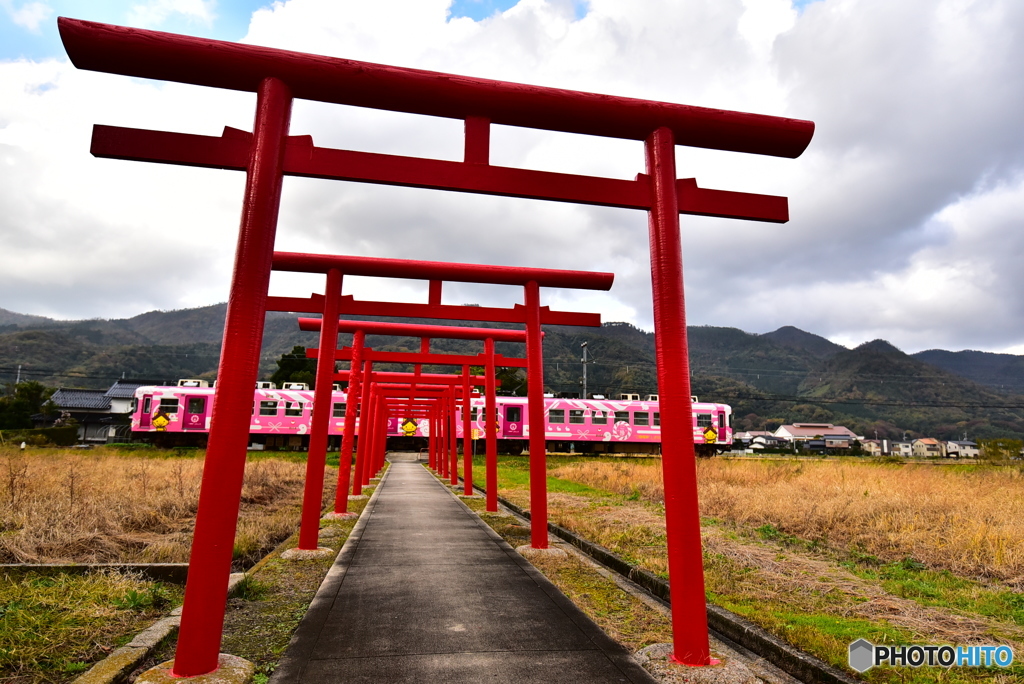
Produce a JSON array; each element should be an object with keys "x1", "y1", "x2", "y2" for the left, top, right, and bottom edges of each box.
[{"x1": 848, "y1": 639, "x2": 1014, "y2": 672}]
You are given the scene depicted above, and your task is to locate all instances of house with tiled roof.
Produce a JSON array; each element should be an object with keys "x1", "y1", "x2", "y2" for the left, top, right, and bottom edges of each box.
[
  {"x1": 46, "y1": 380, "x2": 150, "y2": 442},
  {"x1": 774, "y1": 423, "x2": 861, "y2": 442}
]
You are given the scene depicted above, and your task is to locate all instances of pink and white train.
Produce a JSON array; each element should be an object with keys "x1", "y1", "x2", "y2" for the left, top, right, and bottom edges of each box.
[{"x1": 130, "y1": 381, "x2": 732, "y2": 456}]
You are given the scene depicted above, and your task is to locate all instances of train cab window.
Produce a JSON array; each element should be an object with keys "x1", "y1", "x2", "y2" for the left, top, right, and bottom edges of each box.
[
  {"x1": 506, "y1": 406, "x2": 522, "y2": 422},
  {"x1": 285, "y1": 401, "x2": 303, "y2": 416},
  {"x1": 159, "y1": 398, "x2": 179, "y2": 414},
  {"x1": 614, "y1": 411, "x2": 630, "y2": 424},
  {"x1": 697, "y1": 413, "x2": 713, "y2": 428},
  {"x1": 634, "y1": 411, "x2": 649, "y2": 426},
  {"x1": 718, "y1": 413, "x2": 726, "y2": 429},
  {"x1": 187, "y1": 398, "x2": 205, "y2": 414},
  {"x1": 142, "y1": 397, "x2": 152, "y2": 414},
  {"x1": 549, "y1": 409, "x2": 565, "y2": 424},
  {"x1": 654, "y1": 412, "x2": 660, "y2": 427},
  {"x1": 333, "y1": 403, "x2": 346, "y2": 418},
  {"x1": 592, "y1": 410, "x2": 607, "y2": 425},
  {"x1": 259, "y1": 400, "x2": 279, "y2": 416},
  {"x1": 569, "y1": 410, "x2": 585, "y2": 424}
]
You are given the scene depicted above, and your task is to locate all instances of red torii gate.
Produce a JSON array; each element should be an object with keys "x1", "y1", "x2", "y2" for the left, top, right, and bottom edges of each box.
[
  {"x1": 263, "y1": 252, "x2": 610, "y2": 547},
  {"x1": 298, "y1": 317, "x2": 532, "y2": 505},
  {"x1": 58, "y1": 17, "x2": 813, "y2": 673},
  {"x1": 261, "y1": 256, "x2": 605, "y2": 568}
]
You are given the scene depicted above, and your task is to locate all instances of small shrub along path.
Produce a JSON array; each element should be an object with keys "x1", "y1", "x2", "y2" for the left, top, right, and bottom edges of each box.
[
  {"x1": 472, "y1": 455, "x2": 1024, "y2": 684},
  {"x1": 0, "y1": 445, "x2": 338, "y2": 683}
]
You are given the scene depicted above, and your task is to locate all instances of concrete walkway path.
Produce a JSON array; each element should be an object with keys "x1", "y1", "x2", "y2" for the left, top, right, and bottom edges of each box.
[{"x1": 270, "y1": 457, "x2": 657, "y2": 683}]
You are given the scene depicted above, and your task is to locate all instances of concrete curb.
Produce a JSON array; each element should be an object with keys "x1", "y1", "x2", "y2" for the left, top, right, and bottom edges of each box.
[
  {"x1": 71, "y1": 574, "x2": 246, "y2": 684},
  {"x1": 268, "y1": 465, "x2": 391, "y2": 684},
  {"x1": 478, "y1": 486, "x2": 861, "y2": 684}
]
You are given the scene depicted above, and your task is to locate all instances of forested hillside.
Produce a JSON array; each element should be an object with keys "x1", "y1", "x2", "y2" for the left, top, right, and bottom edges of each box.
[{"x1": 3, "y1": 304, "x2": 1024, "y2": 440}]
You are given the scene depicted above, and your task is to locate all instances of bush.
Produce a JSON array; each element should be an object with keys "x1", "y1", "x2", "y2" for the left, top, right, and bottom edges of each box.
[{"x1": 0, "y1": 426, "x2": 78, "y2": 447}]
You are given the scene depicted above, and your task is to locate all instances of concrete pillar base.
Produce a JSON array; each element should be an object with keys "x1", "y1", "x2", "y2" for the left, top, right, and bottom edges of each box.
[
  {"x1": 281, "y1": 547, "x2": 334, "y2": 560},
  {"x1": 634, "y1": 643, "x2": 732, "y2": 681},
  {"x1": 135, "y1": 653, "x2": 255, "y2": 683},
  {"x1": 348, "y1": 494, "x2": 369, "y2": 501},
  {"x1": 322, "y1": 512, "x2": 359, "y2": 520},
  {"x1": 515, "y1": 544, "x2": 567, "y2": 559}
]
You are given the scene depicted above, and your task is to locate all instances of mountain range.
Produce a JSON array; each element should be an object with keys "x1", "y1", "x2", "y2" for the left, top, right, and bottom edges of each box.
[{"x1": 3, "y1": 306, "x2": 1024, "y2": 441}]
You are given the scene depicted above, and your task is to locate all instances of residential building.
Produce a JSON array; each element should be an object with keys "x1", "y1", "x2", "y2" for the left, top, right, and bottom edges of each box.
[
  {"x1": 774, "y1": 423, "x2": 861, "y2": 443},
  {"x1": 945, "y1": 440, "x2": 979, "y2": 458},
  {"x1": 890, "y1": 441, "x2": 913, "y2": 457},
  {"x1": 47, "y1": 380, "x2": 149, "y2": 443},
  {"x1": 861, "y1": 439, "x2": 883, "y2": 456},
  {"x1": 912, "y1": 438, "x2": 944, "y2": 458}
]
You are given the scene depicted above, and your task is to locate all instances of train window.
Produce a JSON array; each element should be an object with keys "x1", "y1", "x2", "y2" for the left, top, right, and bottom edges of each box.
[
  {"x1": 506, "y1": 406, "x2": 521, "y2": 422},
  {"x1": 549, "y1": 409, "x2": 565, "y2": 424},
  {"x1": 333, "y1": 403, "x2": 346, "y2": 418},
  {"x1": 260, "y1": 401, "x2": 279, "y2": 416},
  {"x1": 285, "y1": 401, "x2": 303, "y2": 416},
  {"x1": 159, "y1": 398, "x2": 179, "y2": 414},
  {"x1": 143, "y1": 397, "x2": 151, "y2": 414},
  {"x1": 470, "y1": 407, "x2": 479, "y2": 421},
  {"x1": 187, "y1": 398, "x2": 205, "y2": 414},
  {"x1": 654, "y1": 412, "x2": 660, "y2": 427},
  {"x1": 634, "y1": 411, "x2": 649, "y2": 426},
  {"x1": 592, "y1": 410, "x2": 607, "y2": 425},
  {"x1": 718, "y1": 413, "x2": 725, "y2": 429},
  {"x1": 697, "y1": 413, "x2": 712, "y2": 428},
  {"x1": 614, "y1": 411, "x2": 630, "y2": 424},
  {"x1": 569, "y1": 410, "x2": 585, "y2": 424}
]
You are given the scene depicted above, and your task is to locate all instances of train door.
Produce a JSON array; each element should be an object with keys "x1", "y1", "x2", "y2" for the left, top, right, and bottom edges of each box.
[
  {"x1": 139, "y1": 395, "x2": 153, "y2": 428},
  {"x1": 504, "y1": 405, "x2": 524, "y2": 437},
  {"x1": 182, "y1": 395, "x2": 209, "y2": 430}
]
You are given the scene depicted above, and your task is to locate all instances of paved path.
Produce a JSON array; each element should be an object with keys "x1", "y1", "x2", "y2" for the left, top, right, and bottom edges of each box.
[{"x1": 270, "y1": 458, "x2": 657, "y2": 683}]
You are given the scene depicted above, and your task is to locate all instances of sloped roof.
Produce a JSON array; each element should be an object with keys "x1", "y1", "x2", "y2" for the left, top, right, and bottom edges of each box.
[
  {"x1": 105, "y1": 381, "x2": 148, "y2": 399},
  {"x1": 775, "y1": 423, "x2": 858, "y2": 439},
  {"x1": 50, "y1": 389, "x2": 111, "y2": 410}
]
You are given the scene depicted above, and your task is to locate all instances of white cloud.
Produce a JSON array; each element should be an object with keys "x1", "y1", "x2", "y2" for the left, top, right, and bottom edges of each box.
[
  {"x1": 127, "y1": 0, "x2": 217, "y2": 29},
  {"x1": 2, "y1": 0, "x2": 1024, "y2": 355},
  {"x1": 2, "y1": 1, "x2": 52, "y2": 33}
]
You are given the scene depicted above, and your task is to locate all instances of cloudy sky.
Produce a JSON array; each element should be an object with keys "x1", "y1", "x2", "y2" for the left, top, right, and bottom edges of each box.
[{"x1": 1, "y1": 0, "x2": 1022, "y2": 354}]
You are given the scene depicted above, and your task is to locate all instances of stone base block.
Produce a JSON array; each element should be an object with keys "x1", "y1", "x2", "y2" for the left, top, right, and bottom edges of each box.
[
  {"x1": 135, "y1": 654, "x2": 255, "y2": 684},
  {"x1": 515, "y1": 544, "x2": 568, "y2": 559},
  {"x1": 281, "y1": 547, "x2": 334, "y2": 560},
  {"x1": 634, "y1": 644, "x2": 747, "y2": 684},
  {"x1": 321, "y1": 512, "x2": 359, "y2": 520}
]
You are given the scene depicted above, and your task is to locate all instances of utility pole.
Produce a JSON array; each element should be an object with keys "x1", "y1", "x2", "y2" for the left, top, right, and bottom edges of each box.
[
  {"x1": 581, "y1": 342, "x2": 588, "y2": 399},
  {"x1": 15, "y1": 365, "x2": 21, "y2": 384}
]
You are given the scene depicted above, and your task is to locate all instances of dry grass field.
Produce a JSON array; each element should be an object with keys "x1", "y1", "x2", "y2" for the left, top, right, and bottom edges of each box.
[
  {"x1": 1, "y1": 445, "x2": 337, "y2": 683},
  {"x1": 551, "y1": 458, "x2": 1024, "y2": 582},
  {"x1": 0, "y1": 446, "x2": 327, "y2": 568},
  {"x1": 477, "y1": 455, "x2": 1024, "y2": 682}
]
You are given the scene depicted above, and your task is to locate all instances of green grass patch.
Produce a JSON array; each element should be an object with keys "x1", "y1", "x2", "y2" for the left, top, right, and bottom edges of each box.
[
  {"x1": 469, "y1": 454, "x2": 614, "y2": 496},
  {"x1": 845, "y1": 558, "x2": 1024, "y2": 629},
  {"x1": 0, "y1": 570, "x2": 183, "y2": 683}
]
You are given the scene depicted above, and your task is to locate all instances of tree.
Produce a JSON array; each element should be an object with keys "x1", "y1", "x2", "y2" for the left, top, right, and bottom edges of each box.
[
  {"x1": 0, "y1": 381, "x2": 56, "y2": 430},
  {"x1": 270, "y1": 346, "x2": 319, "y2": 389},
  {"x1": 495, "y1": 367, "x2": 527, "y2": 396}
]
